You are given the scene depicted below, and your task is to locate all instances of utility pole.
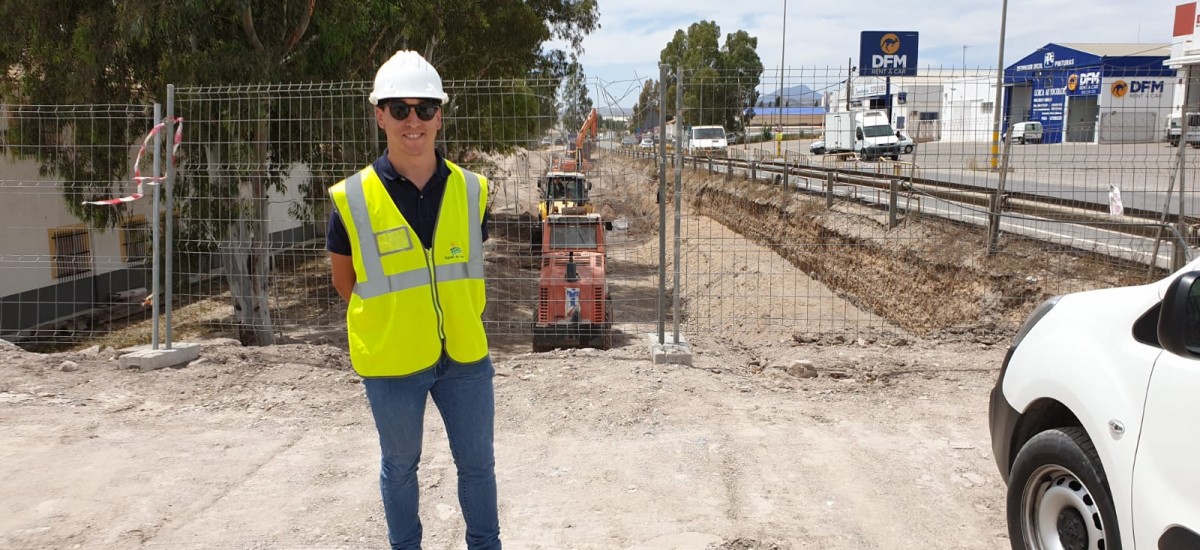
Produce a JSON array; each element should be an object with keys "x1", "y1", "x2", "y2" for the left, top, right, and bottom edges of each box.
[
  {"x1": 990, "y1": 0, "x2": 1008, "y2": 170},
  {"x1": 963, "y1": 44, "x2": 970, "y2": 68},
  {"x1": 778, "y1": 0, "x2": 787, "y2": 132},
  {"x1": 846, "y1": 58, "x2": 853, "y2": 112}
]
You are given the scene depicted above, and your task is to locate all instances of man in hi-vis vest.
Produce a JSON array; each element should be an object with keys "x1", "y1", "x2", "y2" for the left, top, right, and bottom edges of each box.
[{"x1": 326, "y1": 50, "x2": 500, "y2": 550}]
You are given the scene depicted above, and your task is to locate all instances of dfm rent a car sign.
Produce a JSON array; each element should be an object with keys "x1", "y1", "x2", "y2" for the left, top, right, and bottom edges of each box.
[{"x1": 860, "y1": 31, "x2": 919, "y2": 77}]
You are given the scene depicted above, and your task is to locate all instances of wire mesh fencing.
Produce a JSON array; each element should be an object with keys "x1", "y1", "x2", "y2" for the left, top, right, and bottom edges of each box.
[
  {"x1": 0, "y1": 104, "x2": 158, "y2": 348},
  {"x1": 5, "y1": 65, "x2": 1200, "y2": 350},
  {"x1": 162, "y1": 77, "x2": 668, "y2": 351},
  {"x1": 619, "y1": 65, "x2": 1198, "y2": 341}
]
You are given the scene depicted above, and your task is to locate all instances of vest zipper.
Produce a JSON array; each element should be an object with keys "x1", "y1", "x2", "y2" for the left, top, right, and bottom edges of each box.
[{"x1": 425, "y1": 248, "x2": 448, "y2": 347}]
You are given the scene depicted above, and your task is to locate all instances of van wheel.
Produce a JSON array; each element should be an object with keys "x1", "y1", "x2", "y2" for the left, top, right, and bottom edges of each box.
[
  {"x1": 1007, "y1": 427, "x2": 1121, "y2": 550},
  {"x1": 1018, "y1": 137, "x2": 1025, "y2": 145},
  {"x1": 903, "y1": 145, "x2": 914, "y2": 154}
]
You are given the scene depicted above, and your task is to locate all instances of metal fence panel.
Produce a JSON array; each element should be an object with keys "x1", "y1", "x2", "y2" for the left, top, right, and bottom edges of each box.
[
  {"x1": 0, "y1": 104, "x2": 157, "y2": 348},
  {"x1": 7, "y1": 65, "x2": 1200, "y2": 349}
]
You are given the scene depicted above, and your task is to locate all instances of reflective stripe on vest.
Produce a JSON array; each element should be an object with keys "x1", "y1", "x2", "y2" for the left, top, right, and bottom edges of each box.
[{"x1": 343, "y1": 170, "x2": 484, "y2": 300}]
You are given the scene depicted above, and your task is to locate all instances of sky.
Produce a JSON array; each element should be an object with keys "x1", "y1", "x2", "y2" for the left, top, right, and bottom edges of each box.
[{"x1": 562, "y1": 0, "x2": 1186, "y2": 109}]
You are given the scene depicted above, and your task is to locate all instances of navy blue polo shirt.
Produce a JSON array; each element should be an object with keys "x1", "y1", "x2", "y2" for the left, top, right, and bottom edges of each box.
[{"x1": 326, "y1": 151, "x2": 489, "y2": 256}]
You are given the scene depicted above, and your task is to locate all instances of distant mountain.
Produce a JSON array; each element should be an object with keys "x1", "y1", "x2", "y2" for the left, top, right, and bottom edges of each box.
[
  {"x1": 759, "y1": 84, "x2": 820, "y2": 107},
  {"x1": 596, "y1": 106, "x2": 632, "y2": 118}
]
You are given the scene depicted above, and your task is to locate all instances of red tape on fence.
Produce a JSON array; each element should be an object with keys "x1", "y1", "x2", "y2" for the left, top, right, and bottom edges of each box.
[{"x1": 83, "y1": 117, "x2": 184, "y2": 206}]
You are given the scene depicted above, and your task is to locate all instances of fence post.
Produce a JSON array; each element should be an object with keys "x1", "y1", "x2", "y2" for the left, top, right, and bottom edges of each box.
[
  {"x1": 1174, "y1": 223, "x2": 1189, "y2": 271},
  {"x1": 150, "y1": 104, "x2": 162, "y2": 350},
  {"x1": 889, "y1": 178, "x2": 899, "y2": 229},
  {"x1": 656, "y1": 63, "x2": 668, "y2": 345},
  {"x1": 164, "y1": 85, "x2": 176, "y2": 348},
  {"x1": 673, "y1": 64, "x2": 684, "y2": 345},
  {"x1": 826, "y1": 172, "x2": 835, "y2": 208},
  {"x1": 782, "y1": 151, "x2": 789, "y2": 188}
]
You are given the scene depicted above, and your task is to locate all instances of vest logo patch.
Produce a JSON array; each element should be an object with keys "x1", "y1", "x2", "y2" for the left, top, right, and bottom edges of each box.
[{"x1": 445, "y1": 242, "x2": 465, "y2": 261}]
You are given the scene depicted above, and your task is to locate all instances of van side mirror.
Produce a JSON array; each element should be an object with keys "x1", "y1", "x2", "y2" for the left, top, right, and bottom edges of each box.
[
  {"x1": 1158, "y1": 271, "x2": 1200, "y2": 357},
  {"x1": 856, "y1": 128, "x2": 864, "y2": 140}
]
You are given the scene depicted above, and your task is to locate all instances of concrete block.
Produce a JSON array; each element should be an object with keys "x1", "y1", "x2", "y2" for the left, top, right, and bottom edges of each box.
[
  {"x1": 118, "y1": 342, "x2": 202, "y2": 372},
  {"x1": 646, "y1": 333, "x2": 693, "y2": 366}
]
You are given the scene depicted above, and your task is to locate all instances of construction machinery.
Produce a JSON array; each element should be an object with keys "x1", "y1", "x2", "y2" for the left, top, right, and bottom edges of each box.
[
  {"x1": 554, "y1": 108, "x2": 599, "y2": 173},
  {"x1": 532, "y1": 213, "x2": 613, "y2": 351},
  {"x1": 530, "y1": 170, "x2": 592, "y2": 246}
]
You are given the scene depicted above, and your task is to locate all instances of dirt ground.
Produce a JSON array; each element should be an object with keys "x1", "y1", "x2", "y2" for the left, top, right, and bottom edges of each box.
[
  {"x1": 1, "y1": 148, "x2": 1146, "y2": 550},
  {"x1": 0, "y1": 334, "x2": 1010, "y2": 550}
]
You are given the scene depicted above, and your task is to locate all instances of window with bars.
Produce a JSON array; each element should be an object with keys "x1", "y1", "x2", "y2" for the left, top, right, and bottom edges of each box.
[
  {"x1": 120, "y1": 215, "x2": 150, "y2": 264},
  {"x1": 49, "y1": 225, "x2": 92, "y2": 279}
]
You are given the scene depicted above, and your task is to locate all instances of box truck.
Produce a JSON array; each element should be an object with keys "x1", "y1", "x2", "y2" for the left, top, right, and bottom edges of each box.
[
  {"x1": 687, "y1": 125, "x2": 728, "y2": 157},
  {"x1": 820, "y1": 110, "x2": 900, "y2": 161}
]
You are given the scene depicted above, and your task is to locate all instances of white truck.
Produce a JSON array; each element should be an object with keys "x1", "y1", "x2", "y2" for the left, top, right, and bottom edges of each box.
[
  {"x1": 819, "y1": 110, "x2": 901, "y2": 161},
  {"x1": 687, "y1": 125, "x2": 728, "y2": 157}
]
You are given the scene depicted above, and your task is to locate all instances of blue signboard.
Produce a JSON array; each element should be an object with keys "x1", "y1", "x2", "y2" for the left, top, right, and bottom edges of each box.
[
  {"x1": 1029, "y1": 80, "x2": 1066, "y2": 144},
  {"x1": 860, "y1": 31, "x2": 919, "y2": 76}
]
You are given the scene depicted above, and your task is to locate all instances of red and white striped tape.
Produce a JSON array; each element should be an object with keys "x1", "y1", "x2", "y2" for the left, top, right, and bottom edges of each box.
[{"x1": 83, "y1": 117, "x2": 184, "y2": 206}]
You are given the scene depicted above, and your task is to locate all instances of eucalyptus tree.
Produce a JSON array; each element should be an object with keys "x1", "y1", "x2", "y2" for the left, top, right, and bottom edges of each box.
[{"x1": 0, "y1": 0, "x2": 599, "y2": 345}]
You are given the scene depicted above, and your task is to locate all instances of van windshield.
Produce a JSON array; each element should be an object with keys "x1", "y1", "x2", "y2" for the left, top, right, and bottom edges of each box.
[
  {"x1": 692, "y1": 127, "x2": 725, "y2": 139},
  {"x1": 863, "y1": 124, "x2": 894, "y2": 138}
]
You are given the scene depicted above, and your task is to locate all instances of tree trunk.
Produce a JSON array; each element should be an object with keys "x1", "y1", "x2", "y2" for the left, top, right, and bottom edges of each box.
[
  {"x1": 226, "y1": 213, "x2": 274, "y2": 345},
  {"x1": 224, "y1": 103, "x2": 275, "y2": 346}
]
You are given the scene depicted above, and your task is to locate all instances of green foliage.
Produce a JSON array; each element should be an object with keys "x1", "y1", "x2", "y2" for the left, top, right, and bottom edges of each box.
[
  {"x1": 630, "y1": 79, "x2": 660, "y2": 133},
  {"x1": 657, "y1": 21, "x2": 763, "y2": 133},
  {"x1": 560, "y1": 59, "x2": 594, "y2": 131},
  {"x1": 0, "y1": 0, "x2": 600, "y2": 230}
]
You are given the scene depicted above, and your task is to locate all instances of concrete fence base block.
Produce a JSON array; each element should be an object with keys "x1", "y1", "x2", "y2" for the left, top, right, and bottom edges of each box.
[
  {"x1": 118, "y1": 342, "x2": 202, "y2": 372},
  {"x1": 646, "y1": 333, "x2": 693, "y2": 366}
]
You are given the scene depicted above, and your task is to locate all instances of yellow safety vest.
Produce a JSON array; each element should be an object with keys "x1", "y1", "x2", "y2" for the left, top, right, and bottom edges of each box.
[{"x1": 328, "y1": 161, "x2": 488, "y2": 377}]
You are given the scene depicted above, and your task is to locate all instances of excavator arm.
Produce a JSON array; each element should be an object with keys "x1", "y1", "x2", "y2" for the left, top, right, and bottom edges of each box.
[{"x1": 567, "y1": 108, "x2": 599, "y2": 173}]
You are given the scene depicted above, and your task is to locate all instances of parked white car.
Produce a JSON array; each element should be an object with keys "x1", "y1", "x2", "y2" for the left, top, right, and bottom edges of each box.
[
  {"x1": 809, "y1": 140, "x2": 826, "y2": 155},
  {"x1": 990, "y1": 258, "x2": 1200, "y2": 549},
  {"x1": 896, "y1": 133, "x2": 914, "y2": 154},
  {"x1": 1009, "y1": 121, "x2": 1043, "y2": 144}
]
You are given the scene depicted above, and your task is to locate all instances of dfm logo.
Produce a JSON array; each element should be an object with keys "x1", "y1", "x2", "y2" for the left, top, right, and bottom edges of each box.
[
  {"x1": 1068, "y1": 71, "x2": 1101, "y2": 92},
  {"x1": 1112, "y1": 79, "x2": 1165, "y2": 98},
  {"x1": 872, "y1": 33, "x2": 908, "y2": 71},
  {"x1": 880, "y1": 33, "x2": 901, "y2": 55},
  {"x1": 1111, "y1": 80, "x2": 1128, "y2": 98}
]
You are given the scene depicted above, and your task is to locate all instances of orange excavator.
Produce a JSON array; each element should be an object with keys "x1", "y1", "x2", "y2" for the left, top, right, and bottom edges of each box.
[{"x1": 553, "y1": 108, "x2": 598, "y2": 173}]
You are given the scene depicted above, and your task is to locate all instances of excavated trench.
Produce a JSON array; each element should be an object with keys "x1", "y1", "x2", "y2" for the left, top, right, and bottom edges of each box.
[{"x1": 668, "y1": 163, "x2": 1145, "y2": 337}]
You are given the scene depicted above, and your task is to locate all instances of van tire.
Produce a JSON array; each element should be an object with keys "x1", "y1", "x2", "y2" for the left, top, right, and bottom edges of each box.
[{"x1": 1007, "y1": 427, "x2": 1121, "y2": 550}]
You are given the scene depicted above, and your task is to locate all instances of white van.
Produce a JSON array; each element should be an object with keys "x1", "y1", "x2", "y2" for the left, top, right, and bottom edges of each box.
[
  {"x1": 1009, "y1": 121, "x2": 1043, "y2": 144},
  {"x1": 990, "y1": 257, "x2": 1200, "y2": 549}
]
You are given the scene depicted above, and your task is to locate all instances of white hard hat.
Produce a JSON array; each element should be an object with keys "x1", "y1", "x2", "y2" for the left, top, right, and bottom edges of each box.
[{"x1": 368, "y1": 50, "x2": 450, "y2": 105}]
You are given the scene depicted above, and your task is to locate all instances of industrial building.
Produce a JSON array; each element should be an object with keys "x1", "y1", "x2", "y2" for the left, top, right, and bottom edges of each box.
[
  {"x1": 1004, "y1": 43, "x2": 1174, "y2": 144},
  {"x1": 819, "y1": 42, "x2": 1174, "y2": 145}
]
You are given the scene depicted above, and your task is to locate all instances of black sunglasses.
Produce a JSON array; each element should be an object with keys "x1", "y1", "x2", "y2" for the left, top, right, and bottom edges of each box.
[{"x1": 383, "y1": 100, "x2": 441, "y2": 121}]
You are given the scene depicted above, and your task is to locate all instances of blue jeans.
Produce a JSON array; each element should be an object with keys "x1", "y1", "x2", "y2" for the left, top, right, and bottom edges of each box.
[{"x1": 362, "y1": 355, "x2": 501, "y2": 550}]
